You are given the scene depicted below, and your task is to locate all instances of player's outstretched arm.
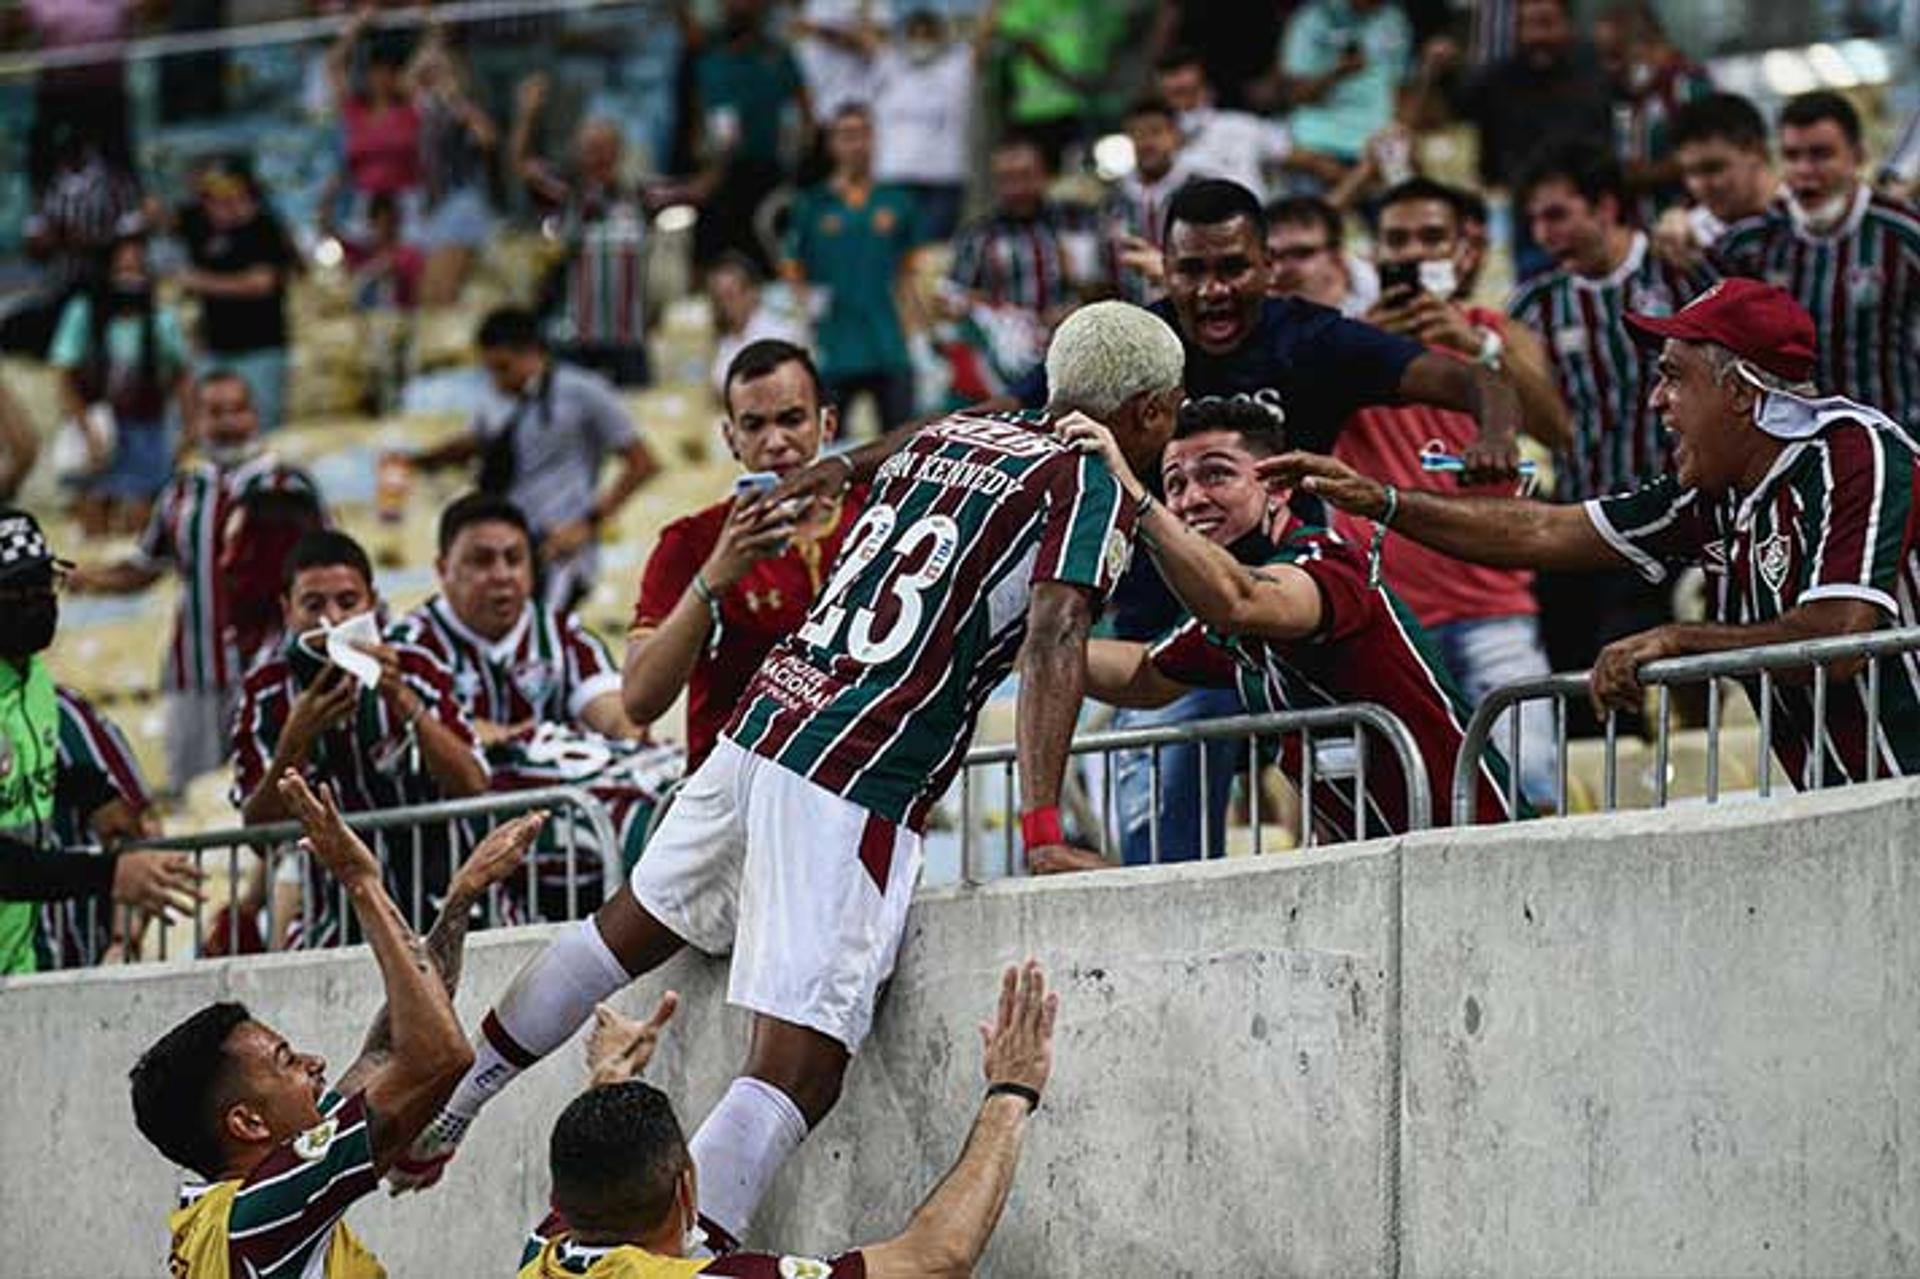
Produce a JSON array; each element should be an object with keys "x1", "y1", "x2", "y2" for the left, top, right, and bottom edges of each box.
[
  {"x1": 861, "y1": 962, "x2": 1058, "y2": 1279},
  {"x1": 1059, "y1": 413, "x2": 1325, "y2": 641},
  {"x1": 276, "y1": 771, "x2": 475, "y2": 1173},
  {"x1": 333, "y1": 810, "x2": 549, "y2": 1099},
  {"x1": 1258, "y1": 452, "x2": 1624, "y2": 572}
]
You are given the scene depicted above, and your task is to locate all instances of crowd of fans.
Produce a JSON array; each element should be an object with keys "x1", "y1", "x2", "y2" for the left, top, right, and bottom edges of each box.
[{"x1": 0, "y1": 0, "x2": 1916, "y2": 978}]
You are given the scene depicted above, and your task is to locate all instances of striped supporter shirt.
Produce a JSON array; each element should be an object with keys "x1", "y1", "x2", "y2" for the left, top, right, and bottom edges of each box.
[
  {"x1": 231, "y1": 626, "x2": 486, "y2": 945},
  {"x1": 727, "y1": 410, "x2": 1135, "y2": 831},
  {"x1": 1147, "y1": 524, "x2": 1517, "y2": 834},
  {"x1": 134, "y1": 454, "x2": 323, "y2": 694},
  {"x1": 1612, "y1": 57, "x2": 1715, "y2": 223},
  {"x1": 1509, "y1": 231, "x2": 1715, "y2": 500},
  {"x1": 167, "y1": 1090, "x2": 383, "y2": 1279},
  {"x1": 519, "y1": 1210, "x2": 865, "y2": 1277},
  {"x1": 1098, "y1": 157, "x2": 1202, "y2": 304},
  {"x1": 1710, "y1": 187, "x2": 1920, "y2": 429},
  {"x1": 392, "y1": 597, "x2": 621, "y2": 730},
  {"x1": 1587, "y1": 405, "x2": 1920, "y2": 786},
  {"x1": 42, "y1": 685, "x2": 152, "y2": 966},
  {"x1": 947, "y1": 201, "x2": 1103, "y2": 316},
  {"x1": 393, "y1": 595, "x2": 675, "y2": 907}
]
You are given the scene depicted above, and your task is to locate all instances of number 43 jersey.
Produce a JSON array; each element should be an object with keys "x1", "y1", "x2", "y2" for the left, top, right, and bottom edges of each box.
[{"x1": 727, "y1": 411, "x2": 1136, "y2": 831}]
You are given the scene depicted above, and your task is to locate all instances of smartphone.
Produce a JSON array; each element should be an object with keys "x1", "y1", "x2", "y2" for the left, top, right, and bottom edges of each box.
[
  {"x1": 733, "y1": 471, "x2": 779, "y2": 498},
  {"x1": 1378, "y1": 259, "x2": 1422, "y2": 300}
]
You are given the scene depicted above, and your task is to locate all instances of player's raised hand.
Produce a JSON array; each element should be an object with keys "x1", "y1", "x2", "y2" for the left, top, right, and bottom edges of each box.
[
  {"x1": 278, "y1": 771, "x2": 382, "y2": 889},
  {"x1": 1256, "y1": 451, "x2": 1389, "y2": 519},
  {"x1": 586, "y1": 992, "x2": 681, "y2": 1087},
  {"x1": 763, "y1": 452, "x2": 856, "y2": 522},
  {"x1": 1057, "y1": 411, "x2": 1146, "y2": 501},
  {"x1": 450, "y1": 810, "x2": 548, "y2": 902},
  {"x1": 980, "y1": 960, "x2": 1058, "y2": 1098}
]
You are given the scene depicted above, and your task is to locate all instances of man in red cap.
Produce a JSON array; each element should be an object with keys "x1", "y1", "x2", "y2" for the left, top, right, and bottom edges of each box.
[{"x1": 1262, "y1": 278, "x2": 1920, "y2": 791}]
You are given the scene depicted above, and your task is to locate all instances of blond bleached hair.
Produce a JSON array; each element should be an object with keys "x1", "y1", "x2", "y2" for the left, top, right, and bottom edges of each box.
[{"x1": 1045, "y1": 301, "x2": 1185, "y2": 419}]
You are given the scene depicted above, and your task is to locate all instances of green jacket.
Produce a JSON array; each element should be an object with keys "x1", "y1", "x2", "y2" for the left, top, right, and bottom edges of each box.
[{"x1": 0, "y1": 656, "x2": 61, "y2": 974}]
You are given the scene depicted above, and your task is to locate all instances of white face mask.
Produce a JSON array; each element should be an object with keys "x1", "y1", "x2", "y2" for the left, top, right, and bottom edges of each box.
[
  {"x1": 206, "y1": 439, "x2": 262, "y2": 468},
  {"x1": 1788, "y1": 188, "x2": 1851, "y2": 235},
  {"x1": 1417, "y1": 258, "x2": 1459, "y2": 301}
]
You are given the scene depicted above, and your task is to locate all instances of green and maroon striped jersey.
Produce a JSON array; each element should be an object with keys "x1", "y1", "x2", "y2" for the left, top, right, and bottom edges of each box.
[
  {"x1": 134, "y1": 454, "x2": 323, "y2": 694},
  {"x1": 1508, "y1": 232, "x2": 1715, "y2": 500},
  {"x1": 1589, "y1": 405, "x2": 1920, "y2": 786},
  {"x1": 727, "y1": 411, "x2": 1136, "y2": 830},
  {"x1": 1711, "y1": 188, "x2": 1920, "y2": 429}
]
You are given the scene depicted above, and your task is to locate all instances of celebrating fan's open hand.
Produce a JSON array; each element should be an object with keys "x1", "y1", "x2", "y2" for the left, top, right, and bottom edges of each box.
[
  {"x1": 277, "y1": 771, "x2": 381, "y2": 889},
  {"x1": 586, "y1": 992, "x2": 681, "y2": 1087},
  {"x1": 981, "y1": 961, "x2": 1058, "y2": 1098},
  {"x1": 449, "y1": 810, "x2": 548, "y2": 902}
]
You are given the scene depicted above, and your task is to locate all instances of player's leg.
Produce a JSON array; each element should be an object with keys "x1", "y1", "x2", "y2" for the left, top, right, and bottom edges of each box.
[
  {"x1": 689, "y1": 1014, "x2": 849, "y2": 1244},
  {"x1": 391, "y1": 744, "x2": 753, "y2": 1189},
  {"x1": 687, "y1": 754, "x2": 924, "y2": 1239}
]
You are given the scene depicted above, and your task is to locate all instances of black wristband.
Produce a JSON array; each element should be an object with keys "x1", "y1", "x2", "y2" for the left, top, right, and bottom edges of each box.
[{"x1": 985, "y1": 1082, "x2": 1041, "y2": 1113}]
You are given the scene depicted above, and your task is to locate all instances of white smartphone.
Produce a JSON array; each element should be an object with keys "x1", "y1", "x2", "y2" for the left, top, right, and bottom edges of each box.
[{"x1": 733, "y1": 471, "x2": 780, "y2": 498}]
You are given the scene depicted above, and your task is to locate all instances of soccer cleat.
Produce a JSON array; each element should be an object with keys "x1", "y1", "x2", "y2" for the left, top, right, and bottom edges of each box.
[{"x1": 383, "y1": 1110, "x2": 470, "y2": 1195}]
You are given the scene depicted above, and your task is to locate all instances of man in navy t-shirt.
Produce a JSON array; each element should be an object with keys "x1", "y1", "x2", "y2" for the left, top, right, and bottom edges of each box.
[{"x1": 1010, "y1": 178, "x2": 1525, "y2": 466}]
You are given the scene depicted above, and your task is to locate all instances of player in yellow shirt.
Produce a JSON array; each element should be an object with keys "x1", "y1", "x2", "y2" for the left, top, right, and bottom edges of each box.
[
  {"x1": 130, "y1": 772, "x2": 546, "y2": 1278},
  {"x1": 520, "y1": 961, "x2": 1060, "y2": 1278}
]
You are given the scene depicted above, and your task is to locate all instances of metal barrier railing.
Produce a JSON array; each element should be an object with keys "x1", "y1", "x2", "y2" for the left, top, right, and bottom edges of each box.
[
  {"x1": 45, "y1": 785, "x2": 620, "y2": 969},
  {"x1": 1450, "y1": 625, "x2": 1920, "y2": 824},
  {"x1": 955, "y1": 706, "x2": 1430, "y2": 881}
]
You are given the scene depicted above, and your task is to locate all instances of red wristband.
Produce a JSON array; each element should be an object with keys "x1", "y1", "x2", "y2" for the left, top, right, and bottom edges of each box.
[{"x1": 1020, "y1": 806, "x2": 1064, "y2": 850}]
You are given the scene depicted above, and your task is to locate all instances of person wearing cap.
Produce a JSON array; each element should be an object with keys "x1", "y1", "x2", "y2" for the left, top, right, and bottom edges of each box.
[
  {"x1": 0, "y1": 508, "x2": 203, "y2": 973},
  {"x1": 1265, "y1": 279, "x2": 1920, "y2": 793}
]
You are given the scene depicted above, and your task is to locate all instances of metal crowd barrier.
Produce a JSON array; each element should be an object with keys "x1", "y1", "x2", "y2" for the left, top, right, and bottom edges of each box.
[
  {"x1": 1450, "y1": 625, "x2": 1920, "y2": 824},
  {"x1": 46, "y1": 786, "x2": 620, "y2": 969},
  {"x1": 955, "y1": 706, "x2": 1430, "y2": 881}
]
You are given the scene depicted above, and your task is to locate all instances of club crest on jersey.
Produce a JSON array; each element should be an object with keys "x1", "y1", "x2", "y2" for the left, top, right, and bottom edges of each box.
[
  {"x1": 291, "y1": 1117, "x2": 338, "y2": 1161},
  {"x1": 1757, "y1": 530, "x2": 1792, "y2": 594},
  {"x1": 1846, "y1": 266, "x2": 1882, "y2": 307},
  {"x1": 512, "y1": 660, "x2": 556, "y2": 708},
  {"x1": 1104, "y1": 527, "x2": 1132, "y2": 582},
  {"x1": 778, "y1": 1259, "x2": 833, "y2": 1279}
]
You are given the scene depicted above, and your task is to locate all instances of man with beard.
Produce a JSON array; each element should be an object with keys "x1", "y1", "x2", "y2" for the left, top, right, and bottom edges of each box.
[{"x1": 1711, "y1": 91, "x2": 1920, "y2": 430}]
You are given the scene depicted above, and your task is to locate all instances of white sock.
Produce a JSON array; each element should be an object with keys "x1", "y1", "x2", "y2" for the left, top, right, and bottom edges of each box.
[
  {"x1": 688, "y1": 1077, "x2": 810, "y2": 1240},
  {"x1": 445, "y1": 917, "x2": 632, "y2": 1121}
]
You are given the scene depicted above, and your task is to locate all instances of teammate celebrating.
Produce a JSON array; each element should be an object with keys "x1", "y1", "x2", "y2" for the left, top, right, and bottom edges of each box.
[
  {"x1": 129, "y1": 773, "x2": 545, "y2": 1278},
  {"x1": 519, "y1": 962, "x2": 1058, "y2": 1277},
  {"x1": 391, "y1": 303, "x2": 1184, "y2": 1253},
  {"x1": 1068, "y1": 397, "x2": 1517, "y2": 836}
]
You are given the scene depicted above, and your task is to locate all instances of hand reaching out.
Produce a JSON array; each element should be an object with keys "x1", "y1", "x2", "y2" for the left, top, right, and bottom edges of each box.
[
  {"x1": 586, "y1": 992, "x2": 681, "y2": 1087},
  {"x1": 277, "y1": 771, "x2": 382, "y2": 890},
  {"x1": 449, "y1": 810, "x2": 548, "y2": 902},
  {"x1": 981, "y1": 961, "x2": 1058, "y2": 1098}
]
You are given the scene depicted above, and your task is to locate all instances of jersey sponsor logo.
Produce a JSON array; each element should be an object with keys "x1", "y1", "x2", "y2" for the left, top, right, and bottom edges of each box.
[
  {"x1": 1756, "y1": 529, "x2": 1792, "y2": 594},
  {"x1": 778, "y1": 1259, "x2": 833, "y2": 1279},
  {"x1": 1700, "y1": 538, "x2": 1728, "y2": 576},
  {"x1": 291, "y1": 1116, "x2": 339, "y2": 1161},
  {"x1": 744, "y1": 588, "x2": 785, "y2": 614}
]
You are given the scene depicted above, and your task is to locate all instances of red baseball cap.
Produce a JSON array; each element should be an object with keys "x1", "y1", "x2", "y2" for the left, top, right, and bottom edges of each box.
[{"x1": 1624, "y1": 278, "x2": 1817, "y2": 384}]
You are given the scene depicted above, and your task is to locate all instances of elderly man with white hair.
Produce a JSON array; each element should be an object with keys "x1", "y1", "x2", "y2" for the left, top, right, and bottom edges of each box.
[
  {"x1": 386, "y1": 303, "x2": 1187, "y2": 1243},
  {"x1": 1268, "y1": 279, "x2": 1920, "y2": 800}
]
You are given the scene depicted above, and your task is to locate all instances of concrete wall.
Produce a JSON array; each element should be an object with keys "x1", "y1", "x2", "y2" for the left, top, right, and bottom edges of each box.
[{"x1": 3, "y1": 782, "x2": 1918, "y2": 1277}]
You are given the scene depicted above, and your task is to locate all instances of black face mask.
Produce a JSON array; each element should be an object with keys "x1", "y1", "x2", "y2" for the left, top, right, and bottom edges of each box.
[{"x1": 0, "y1": 593, "x2": 57, "y2": 659}]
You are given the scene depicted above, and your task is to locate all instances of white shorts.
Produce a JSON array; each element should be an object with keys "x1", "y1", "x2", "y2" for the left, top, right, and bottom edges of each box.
[{"x1": 630, "y1": 737, "x2": 922, "y2": 1051}]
